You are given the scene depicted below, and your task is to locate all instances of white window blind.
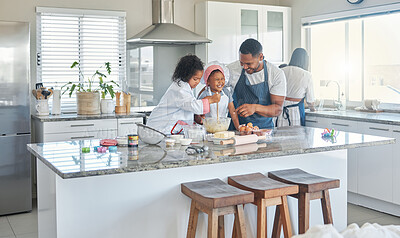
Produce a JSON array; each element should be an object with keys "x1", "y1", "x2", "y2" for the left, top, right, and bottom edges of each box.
[{"x1": 36, "y1": 7, "x2": 126, "y2": 112}]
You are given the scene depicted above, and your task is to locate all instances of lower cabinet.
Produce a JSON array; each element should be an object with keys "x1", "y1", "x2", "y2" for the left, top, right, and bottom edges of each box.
[
  {"x1": 305, "y1": 114, "x2": 397, "y2": 204},
  {"x1": 392, "y1": 125, "x2": 400, "y2": 205},
  {"x1": 34, "y1": 117, "x2": 144, "y2": 143},
  {"x1": 117, "y1": 118, "x2": 143, "y2": 136},
  {"x1": 356, "y1": 122, "x2": 393, "y2": 203}
]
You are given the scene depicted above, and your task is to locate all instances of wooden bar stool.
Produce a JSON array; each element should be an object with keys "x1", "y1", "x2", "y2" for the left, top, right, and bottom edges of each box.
[
  {"x1": 181, "y1": 178, "x2": 254, "y2": 238},
  {"x1": 228, "y1": 173, "x2": 299, "y2": 238},
  {"x1": 268, "y1": 168, "x2": 340, "y2": 235}
]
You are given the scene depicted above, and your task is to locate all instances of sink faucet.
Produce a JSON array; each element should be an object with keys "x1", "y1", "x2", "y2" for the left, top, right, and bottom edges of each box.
[{"x1": 326, "y1": 80, "x2": 342, "y2": 110}]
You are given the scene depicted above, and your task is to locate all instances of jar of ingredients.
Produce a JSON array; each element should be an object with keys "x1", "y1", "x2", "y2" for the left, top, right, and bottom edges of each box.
[{"x1": 128, "y1": 134, "x2": 139, "y2": 147}]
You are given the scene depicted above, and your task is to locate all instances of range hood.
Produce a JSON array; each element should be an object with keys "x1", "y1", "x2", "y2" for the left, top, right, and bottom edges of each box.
[{"x1": 127, "y1": 0, "x2": 211, "y2": 45}]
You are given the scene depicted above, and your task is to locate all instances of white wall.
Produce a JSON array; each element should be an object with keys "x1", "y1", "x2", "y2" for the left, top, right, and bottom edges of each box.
[
  {"x1": 279, "y1": 0, "x2": 400, "y2": 50},
  {"x1": 0, "y1": 0, "x2": 281, "y2": 88}
]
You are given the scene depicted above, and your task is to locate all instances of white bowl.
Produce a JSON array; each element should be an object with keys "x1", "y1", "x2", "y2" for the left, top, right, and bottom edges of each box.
[
  {"x1": 170, "y1": 134, "x2": 184, "y2": 143},
  {"x1": 203, "y1": 117, "x2": 231, "y2": 133},
  {"x1": 180, "y1": 138, "x2": 192, "y2": 146},
  {"x1": 165, "y1": 139, "x2": 176, "y2": 147}
]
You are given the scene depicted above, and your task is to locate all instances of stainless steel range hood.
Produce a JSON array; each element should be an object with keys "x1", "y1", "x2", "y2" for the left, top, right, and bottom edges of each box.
[{"x1": 127, "y1": 0, "x2": 211, "y2": 45}]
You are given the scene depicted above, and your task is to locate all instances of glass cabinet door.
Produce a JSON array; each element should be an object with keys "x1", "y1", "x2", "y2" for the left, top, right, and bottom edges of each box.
[
  {"x1": 127, "y1": 46, "x2": 154, "y2": 107},
  {"x1": 241, "y1": 9, "x2": 258, "y2": 43},
  {"x1": 264, "y1": 11, "x2": 284, "y2": 62}
]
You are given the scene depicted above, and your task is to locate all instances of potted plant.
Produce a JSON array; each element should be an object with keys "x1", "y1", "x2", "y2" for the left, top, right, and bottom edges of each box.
[{"x1": 62, "y1": 62, "x2": 119, "y2": 115}]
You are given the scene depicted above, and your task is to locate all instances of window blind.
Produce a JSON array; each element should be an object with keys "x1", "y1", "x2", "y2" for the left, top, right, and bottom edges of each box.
[{"x1": 36, "y1": 8, "x2": 126, "y2": 112}]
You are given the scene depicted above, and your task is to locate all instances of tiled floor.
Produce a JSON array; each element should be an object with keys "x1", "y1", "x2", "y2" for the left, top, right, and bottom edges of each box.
[
  {"x1": 0, "y1": 201, "x2": 399, "y2": 237},
  {"x1": 0, "y1": 200, "x2": 37, "y2": 238},
  {"x1": 347, "y1": 203, "x2": 400, "y2": 227}
]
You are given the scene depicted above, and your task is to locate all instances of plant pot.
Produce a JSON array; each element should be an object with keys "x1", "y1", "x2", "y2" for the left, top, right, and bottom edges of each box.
[
  {"x1": 101, "y1": 99, "x2": 115, "y2": 114},
  {"x1": 76, "y1": 91, "x2": 100, "y2": 115}
]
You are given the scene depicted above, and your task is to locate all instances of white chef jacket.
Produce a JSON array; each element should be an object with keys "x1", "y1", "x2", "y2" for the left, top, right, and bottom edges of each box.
[
  {"x1": 146, "y1": 81, "x2": 210, "y2": 134},
  {"x1": 227, "y1": 60, "x2": 286, "y2": 97}
]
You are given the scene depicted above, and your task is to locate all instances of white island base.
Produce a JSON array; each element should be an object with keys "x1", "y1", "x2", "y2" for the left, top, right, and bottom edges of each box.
[{"x1": 37, "y1": 150, "x2": 347, "y2": 238}]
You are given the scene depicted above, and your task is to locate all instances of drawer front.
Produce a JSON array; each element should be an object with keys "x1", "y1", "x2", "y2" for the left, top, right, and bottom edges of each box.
[
  {"x1": 326, "y1": 118, "x2": 359, "y2": 133},
  {"x1": 117, "y1": 118, "x2": 143, "y2": 137},
  {"x1": 43, "y1": 119, "x2": 117, "y2": 134},
  {"x1": 43, "y1": 130, "x2": 117, "y2": 143}
]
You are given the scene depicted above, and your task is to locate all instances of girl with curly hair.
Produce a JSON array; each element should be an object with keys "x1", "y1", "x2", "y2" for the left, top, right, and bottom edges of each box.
[{"x1": 147, "y1": 54, "x2": 221, "y2": 134}]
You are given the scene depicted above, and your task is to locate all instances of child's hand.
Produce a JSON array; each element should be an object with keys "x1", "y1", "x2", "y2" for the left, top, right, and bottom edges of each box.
[
  {"x1": 207, "y1": 93, "x2": 221, "y2": 104},
  {"x1": 194, "y1": 114, "x2": 204, "y2": 125}
]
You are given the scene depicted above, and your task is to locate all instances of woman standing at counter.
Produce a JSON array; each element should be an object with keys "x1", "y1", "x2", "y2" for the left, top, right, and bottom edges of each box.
[
  {"x1": 275, "y1": 48, "x2": 315, "y2": 127},
  {"x1": 146, "y1": 55, "x2": 221, "y2": 134}
]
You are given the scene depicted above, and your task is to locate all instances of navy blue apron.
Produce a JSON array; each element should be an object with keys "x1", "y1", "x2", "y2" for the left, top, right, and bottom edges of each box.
[
  {"x1": 276, "y1": 98, "x2": 305, "y2": 126},
  {"x1": 231, "y1": 60, "x2": 274, "y2": 129}
]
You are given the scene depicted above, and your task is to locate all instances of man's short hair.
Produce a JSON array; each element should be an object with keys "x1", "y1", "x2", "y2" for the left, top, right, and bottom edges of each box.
[{"x1": 239, "y1": 38, "x2": 263, "y2": 57}]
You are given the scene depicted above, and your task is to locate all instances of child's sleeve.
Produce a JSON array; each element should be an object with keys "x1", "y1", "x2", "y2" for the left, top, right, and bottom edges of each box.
[{"x1": 175, "y1": 87, "x2": 210, "y2": 115}]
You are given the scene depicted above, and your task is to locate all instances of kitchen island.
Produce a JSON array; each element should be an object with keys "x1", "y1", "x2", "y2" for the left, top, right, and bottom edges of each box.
[{"x1": 27, "y1": 126, "x2": 394, "y2": 238}]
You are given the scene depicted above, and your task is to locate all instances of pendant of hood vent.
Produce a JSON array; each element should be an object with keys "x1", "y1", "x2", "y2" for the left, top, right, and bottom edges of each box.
[{"x1": 127, "y1": 0, "x2": 211, "y2": 45}]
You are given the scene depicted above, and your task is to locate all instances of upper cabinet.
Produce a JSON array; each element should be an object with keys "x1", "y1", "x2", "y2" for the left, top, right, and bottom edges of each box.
[{"x1": 195, "y1": 1, "x2": 291, "y2": 65}]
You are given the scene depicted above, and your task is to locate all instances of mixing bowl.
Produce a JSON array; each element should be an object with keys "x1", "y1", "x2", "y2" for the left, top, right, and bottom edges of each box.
[
  {"x1": 137, "y1": 123, "x2": 166, "y2": 145},
  {"x1": 203, "y1": 117, "x2": 231, "y2": 133}
]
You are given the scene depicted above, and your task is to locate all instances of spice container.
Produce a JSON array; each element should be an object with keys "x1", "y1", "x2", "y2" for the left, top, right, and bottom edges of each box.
[{"x1": 128, "y1": 134, "x2": 139, "y2": 147}]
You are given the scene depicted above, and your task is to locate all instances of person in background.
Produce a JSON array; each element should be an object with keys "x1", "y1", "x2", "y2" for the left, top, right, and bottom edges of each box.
[
  {"x1": 197, "y1": 62, "x2": 240, "y2": 130},
  {"x1": 146, "y1": 55, "x2": 221, "y2": 134},
  {"x1": 275, "y1": 48, "x2": 315, "y2": 127},
  {"x1": 227, "y1": 38, "x2": 286, "y2": 129}
]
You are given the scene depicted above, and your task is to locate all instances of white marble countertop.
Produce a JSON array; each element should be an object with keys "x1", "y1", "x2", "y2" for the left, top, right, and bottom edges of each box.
[
  {"x1": 306, "y1": 110, "x2": 400, "y2": 125},
  {"x1": 27, "y1": 126, "x2": 394, "y2": 179}
]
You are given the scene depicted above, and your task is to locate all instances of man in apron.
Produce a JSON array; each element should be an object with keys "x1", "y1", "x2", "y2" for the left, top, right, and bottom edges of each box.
[{"x1": 227, "y1": 38, "x2": 286, "y2": 129}]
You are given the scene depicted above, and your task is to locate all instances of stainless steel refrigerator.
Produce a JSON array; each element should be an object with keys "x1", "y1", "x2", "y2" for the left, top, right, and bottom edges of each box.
[{"x1": 0, "y1": 21, "x2": 32, "y2": 215}]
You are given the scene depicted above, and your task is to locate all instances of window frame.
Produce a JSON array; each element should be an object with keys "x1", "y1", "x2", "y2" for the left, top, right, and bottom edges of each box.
[
  {"x1": 36, "y1": 7, "x2": 126, "y2": 112},
  {"x1": 301, "y1": 3, "x2": 400, "y2": 108}
]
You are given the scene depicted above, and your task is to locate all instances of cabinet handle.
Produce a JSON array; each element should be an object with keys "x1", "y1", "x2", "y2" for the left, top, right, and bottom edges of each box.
[
  {"x1": 393, "y1": 130, "x2": 400, "y2": 133},
  {"x1": 71, "y1": 124, "x2": 95, "y2": 127},
  {"x1": 332, "y1": 123, "x2": 349, "y2": 127},
  {"x1": 305, "y1": 120, "x2": 317, "y2": 123},
  {"x1": 70, "y1": 135, "x2": 95, "y2": 139},
  {"x1": 120, "y1": 122, "x2": 135, "y2": 125},
  {"x1": 369, "y1": 127, "x2": 389, "y2": 132}
]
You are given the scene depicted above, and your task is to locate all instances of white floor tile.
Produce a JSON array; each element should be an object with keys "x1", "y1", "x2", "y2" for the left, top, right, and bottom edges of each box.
[
  {"x1": 7, "y1": 213, "x2": 37, "y2": 236},
  {"x1": 0, "y1": 217, "x2": 8, "y2": 224},
  {"x1": 0, "y1": 221, "x2": 15, "y2": 237},
  {"x1": 16, "y1": 233, "x2": 37, "y2": 238},
  {"x1": 347, "y1": 203, "x2": 385, "y2": 223}
]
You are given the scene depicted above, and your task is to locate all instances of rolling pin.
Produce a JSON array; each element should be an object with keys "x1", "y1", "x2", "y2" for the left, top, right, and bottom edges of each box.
[
  {"x1": 220, "y1": 134, "x2": 266, "y2": 146},
  {"x1": 215, "y1": 143, "x2": 267, "y2": 156}
]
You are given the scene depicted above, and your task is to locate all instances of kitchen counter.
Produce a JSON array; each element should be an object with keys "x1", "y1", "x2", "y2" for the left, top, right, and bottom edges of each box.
[
  {"x1": 28, "y1": 126, "x2": 393, "y2": 179},
  {"x1": 31, "y1": 112, "x2": 146, "y2": 122},
  {"x1": 306, "y1": 110, "x2": 400, "y2": 125},
  {"x1": 28, "y1": 126, "x2": 393, "y2": 238}
]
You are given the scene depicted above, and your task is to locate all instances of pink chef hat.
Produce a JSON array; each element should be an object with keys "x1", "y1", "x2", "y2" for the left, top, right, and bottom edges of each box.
[{"x1": 202, "y1": 65, "x2": 225, "y2": 85}]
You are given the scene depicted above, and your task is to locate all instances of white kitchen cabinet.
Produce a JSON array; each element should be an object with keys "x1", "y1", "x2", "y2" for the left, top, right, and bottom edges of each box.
[
  {"x1": 195, "y1": 1, "x2": 291, "y2": 65},
  {"x1": 33, "y1": 118, "x2": 118, "y2": 143},
  {"x1": 117, "y1": 118, "x2": 143, "y2": 137},
  {"x1": 357, "y1": 122, "x2": 393, "y2": 203},
  {"x1": 392, "y1": 125, "x2": 400, "y2": 205},
  {"x1": 306, "y1": 116, "x2": 360, "y2": 193}
]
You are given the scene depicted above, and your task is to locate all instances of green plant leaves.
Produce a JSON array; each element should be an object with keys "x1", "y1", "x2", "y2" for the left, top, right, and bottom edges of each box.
[
  {"x1": 105, "y1": 62, "x2": 111, "y2": 75},
  {"x1": 66, "y1": 61, "x2": 116, "y2": 98},
  {"x1": 71, "y1": 61, "x2": 79, "y2": 68}
]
